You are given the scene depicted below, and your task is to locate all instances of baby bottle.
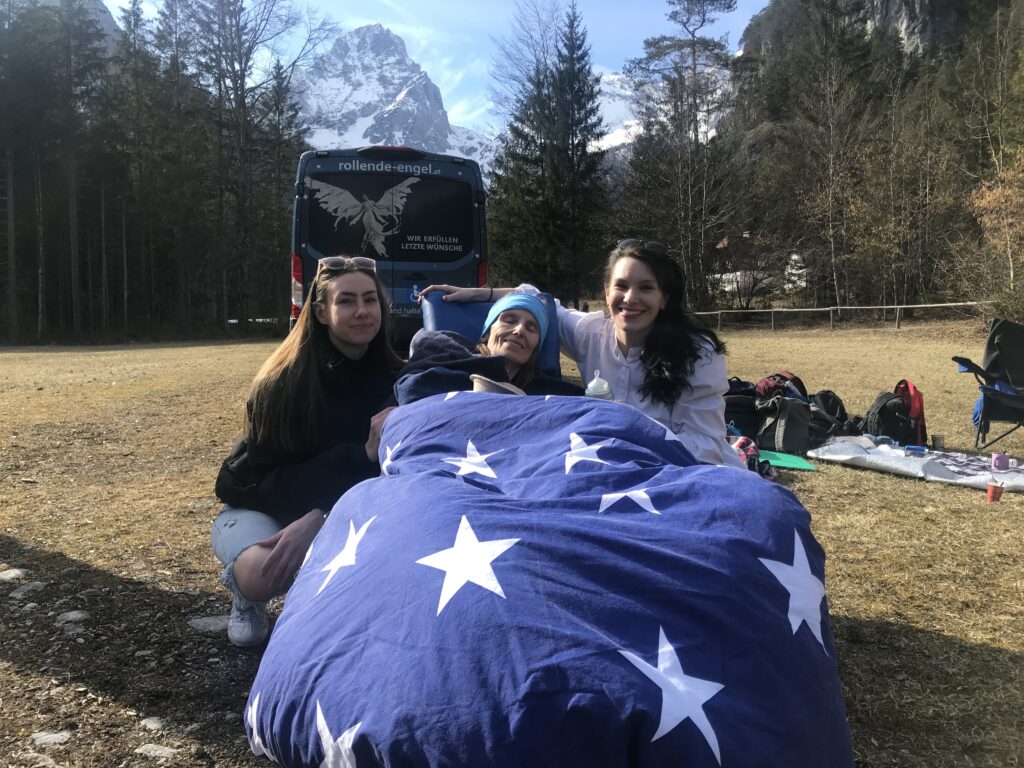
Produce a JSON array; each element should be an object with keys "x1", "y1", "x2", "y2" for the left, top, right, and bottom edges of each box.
[{"x1": 585, "y1": 370, "x2": 614, "y2": 400}]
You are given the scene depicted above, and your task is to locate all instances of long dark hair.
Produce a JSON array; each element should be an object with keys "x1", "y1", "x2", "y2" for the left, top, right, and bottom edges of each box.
[
  {"x1": 246, "y1": 258, "x2": 404, "y2": 453},
  {"x1": 605, "y1": 241, "x2": 725, "y2": 407}
]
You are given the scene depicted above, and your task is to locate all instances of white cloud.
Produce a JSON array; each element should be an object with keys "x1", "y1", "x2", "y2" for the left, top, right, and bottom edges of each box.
[
  {"x1": 422, "y1": 53, "x2": 466, "y2": 94},
  {"x1": 448, "y1": 98, "x2": 493, "y2": 128}
]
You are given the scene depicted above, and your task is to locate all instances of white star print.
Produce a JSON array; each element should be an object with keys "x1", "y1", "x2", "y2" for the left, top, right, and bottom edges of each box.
[
  {"x1": 620, "y1": 626, "x2": 725, "y2": 762},
  {"x1": 444, "y1": 391, "x2": 459, "y2": 401},
  {"x1": 316, "y1": 702, "x2": 361, "y2": 768},
  {"x1": 246, "y1": 692, "x2": 279, "y2": 763},
  {"x1": 443, "y1": 440, "x2": 500, "y2": 478},
  {"x1": 381, "y1": 441, "x2": 402, "y2": 475},
  {"x1": 416, "y1": 515, "x2": 519, "y2": 615},
  {"x1": 316, "y1": 516, "x2": 377, "y2": 596},
  {"x1": 565, "y1": 432, "x2": 612, "y2": 473},
  {"x1": 599, "y1": 489, "x2": 660, "y2": 514},
  {"x1": 759, "y1": 530, "x2": 827, "y2": 650}
]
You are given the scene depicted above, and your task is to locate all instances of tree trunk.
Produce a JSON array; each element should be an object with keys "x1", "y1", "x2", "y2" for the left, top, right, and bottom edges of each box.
[
  {"x1": 34, "y1": 149, "x2": 46, "y2": 339},
  {"x1": 5, "y1": 147, "x2": 15, "y2": 342},
  {"x1": 101, "y1": 180, "x2": 108, "y2": 333},
  {"x1": 122, "y1": 197, "x2": 128, "y2": 328},
  {"x1": 68, "y1": 159, "x2": 81, "y2": 334}
]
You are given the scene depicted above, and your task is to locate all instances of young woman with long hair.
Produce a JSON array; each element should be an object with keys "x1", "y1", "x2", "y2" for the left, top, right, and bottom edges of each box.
[
  {"x1": 421, "y1": 239, "x2": 742, "y2": 466},
  {"x1": 212, "y1": 256, "x2": 404, "y2": 646}
]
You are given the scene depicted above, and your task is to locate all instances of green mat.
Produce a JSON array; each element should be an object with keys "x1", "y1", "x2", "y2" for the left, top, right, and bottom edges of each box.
[{"x1": 759, "y1": 450, "x2": 816, "y2": 471}]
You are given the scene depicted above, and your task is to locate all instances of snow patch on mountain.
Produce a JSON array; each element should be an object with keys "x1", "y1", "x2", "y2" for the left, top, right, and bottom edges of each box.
[{"x1": 596, "y1": 72, "x2": 640, "y2": 151}]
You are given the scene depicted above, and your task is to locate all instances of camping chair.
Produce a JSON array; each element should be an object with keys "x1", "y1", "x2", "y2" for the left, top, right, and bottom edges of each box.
[
  {"x1": 952, "y1": 317, "x2": 1024, "y2": 449},
  {"x1": 419, "y1": 291, "x2": 562, "y2": 380}
]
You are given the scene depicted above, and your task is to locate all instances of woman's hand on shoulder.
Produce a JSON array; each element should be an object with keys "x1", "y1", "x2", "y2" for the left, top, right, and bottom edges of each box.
[{"x1": 418, "y1": 284, "x2": 488, "y2": 303}]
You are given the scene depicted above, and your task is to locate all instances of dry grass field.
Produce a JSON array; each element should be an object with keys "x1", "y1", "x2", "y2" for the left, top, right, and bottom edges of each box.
[{"x1": 0, "y1": 318, "x2": 1021, "y2": 767}]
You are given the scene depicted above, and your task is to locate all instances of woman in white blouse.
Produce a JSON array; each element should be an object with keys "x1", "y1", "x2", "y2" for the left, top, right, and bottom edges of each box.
[{"x1": 421, "y1": 239, "x2": 743, "y2": 467}]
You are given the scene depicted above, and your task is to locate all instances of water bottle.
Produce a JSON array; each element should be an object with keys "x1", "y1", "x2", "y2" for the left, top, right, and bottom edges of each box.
[{"x1": 585, "y1": 369, "x2": 614, "y2": 400}]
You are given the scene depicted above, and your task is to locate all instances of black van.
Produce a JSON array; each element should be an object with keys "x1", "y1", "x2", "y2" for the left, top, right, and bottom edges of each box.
[{"x1": 290, "y1": 146, "x2": 488, "y2": 346}]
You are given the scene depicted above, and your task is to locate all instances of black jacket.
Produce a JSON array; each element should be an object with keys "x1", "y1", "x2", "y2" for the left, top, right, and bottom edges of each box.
[
  {"x1": 394, "y1": 330, "x2": 583, "y2": 404},
  {"x1": 215, "y1": 340, "x2": 396, "y2": 525}
]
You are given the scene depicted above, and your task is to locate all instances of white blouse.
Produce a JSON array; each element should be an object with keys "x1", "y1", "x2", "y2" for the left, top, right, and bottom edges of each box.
[{"x1": 541, "y1": 296, "x2": 743, "y2": 468}]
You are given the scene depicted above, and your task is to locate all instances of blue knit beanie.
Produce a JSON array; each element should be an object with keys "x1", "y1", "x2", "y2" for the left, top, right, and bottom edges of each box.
[{"x1": 481, "y1": 293, "x2": 549, "y2": 346}]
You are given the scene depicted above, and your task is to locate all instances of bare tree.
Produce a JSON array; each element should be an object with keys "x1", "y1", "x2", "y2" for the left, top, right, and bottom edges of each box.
[
  {"x1": 793, "y1": 50, "x2": 868, "y2": 309},
  {"x1": 189, "y1": 0, "x2": 335, "y2": 321},
  {"x1": 488, "y1": 0, "x2": 562, "y2": 129}
]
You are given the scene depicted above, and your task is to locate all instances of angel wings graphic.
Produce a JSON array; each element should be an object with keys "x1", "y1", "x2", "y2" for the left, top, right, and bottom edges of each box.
[{"x1": 309, "y1": 177, "x2": 421, "y2": 258}]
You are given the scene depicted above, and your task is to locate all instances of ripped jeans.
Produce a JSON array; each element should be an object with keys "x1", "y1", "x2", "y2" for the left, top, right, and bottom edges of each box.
[{"x1": 210, "y1": 506, "x2": 281, "y2": 567}]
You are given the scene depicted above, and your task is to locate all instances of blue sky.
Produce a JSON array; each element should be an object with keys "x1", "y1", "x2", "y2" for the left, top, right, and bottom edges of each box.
[{"x1": 102, "y1": 0, "x2": 770, "y2": 133}]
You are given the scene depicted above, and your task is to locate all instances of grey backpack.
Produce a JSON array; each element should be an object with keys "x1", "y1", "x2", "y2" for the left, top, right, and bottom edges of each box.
[{"x1": 755, "y1": 395, "x2": 811, "y2": 455}]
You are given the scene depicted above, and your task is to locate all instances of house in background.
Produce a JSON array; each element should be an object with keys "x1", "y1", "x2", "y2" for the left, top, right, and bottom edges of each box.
[{"x1": 712, "y1": 233, "x2": 806, "y2": 308}]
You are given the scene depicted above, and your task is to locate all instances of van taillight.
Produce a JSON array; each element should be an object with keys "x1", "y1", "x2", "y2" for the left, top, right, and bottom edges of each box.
[
  {"x1": 477, "y1": 261, "x2": 488, "y2": 288},
  {"x1": 290, "y1": 253, "x2": 303, "y2": 319}
]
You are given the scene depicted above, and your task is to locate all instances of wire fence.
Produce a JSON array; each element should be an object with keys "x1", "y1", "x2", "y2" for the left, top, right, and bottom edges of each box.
[{"x1": 693, "y1": 301, "x2": 994, "y2": 331}]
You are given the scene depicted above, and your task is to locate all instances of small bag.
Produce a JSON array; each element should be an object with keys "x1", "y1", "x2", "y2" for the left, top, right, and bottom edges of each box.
[
  {"x1": 755, "y1": 395, "x2": 811, "y2": 455},
  {"x1": 755, "y1": 370, "x2": 808, "y2": 401},
  {"x1": 894, "y1": 379, "x2": 928, "y2": 446}
]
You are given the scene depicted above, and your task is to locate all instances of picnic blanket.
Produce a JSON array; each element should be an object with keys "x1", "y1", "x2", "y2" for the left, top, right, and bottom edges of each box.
[
  {"x1": 808, "y1": 440, "x2": 1024, "y2": 492},
  {"x1": 245, "y1": 393, "x2": 853, "y2": 767}
]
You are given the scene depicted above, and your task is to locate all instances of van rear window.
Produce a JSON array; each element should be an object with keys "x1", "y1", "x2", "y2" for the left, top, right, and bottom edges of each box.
[{"x1": 305, "y1": 173, "x2": 474, "y2": 262}]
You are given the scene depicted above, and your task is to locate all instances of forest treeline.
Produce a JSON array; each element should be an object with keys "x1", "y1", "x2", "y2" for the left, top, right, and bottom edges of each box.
[
  {"x1": 0, "y1": 0, "x2": 325, "y2": 342},
  {"x1": 2, "y1": 0, "x2": 1024, "y2": 343},
  {"x1": 489, "y1": 0, "x2": 1024, "y2": 320}
]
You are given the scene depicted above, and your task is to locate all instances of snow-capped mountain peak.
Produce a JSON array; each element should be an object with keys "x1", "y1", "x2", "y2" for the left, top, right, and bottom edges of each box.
[{"x1": 296, "y1": 24, "x2": 497, "y2": 172}]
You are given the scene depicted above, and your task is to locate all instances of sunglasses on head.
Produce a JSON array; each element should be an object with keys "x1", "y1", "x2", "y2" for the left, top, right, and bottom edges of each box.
[
  {"x1": 616, "y1": 238, "x2": 668, "y2": 254},
  {"x1": 316, "y1": 255, "x2": 377, "y2": 274}
]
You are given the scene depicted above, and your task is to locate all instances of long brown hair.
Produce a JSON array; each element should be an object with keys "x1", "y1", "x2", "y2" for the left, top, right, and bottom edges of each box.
[{"x1": 245, "y1": 258, "x2": 403, "y2": 453}]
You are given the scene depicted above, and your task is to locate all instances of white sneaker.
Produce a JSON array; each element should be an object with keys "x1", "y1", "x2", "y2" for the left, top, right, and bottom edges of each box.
[
  {"x1": 220, "y1": 563, "x2": 269, "y2": 647},
  {"x1": 227, "y1": 595, "x2": 269, "y2": 647}
]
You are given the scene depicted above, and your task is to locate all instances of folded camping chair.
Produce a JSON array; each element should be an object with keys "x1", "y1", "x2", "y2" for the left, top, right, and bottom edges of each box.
[
  {"x1": 419, "y1": 291, "x2": 562, "y2": 380},
  {"x1": 952, "y1": 317, "x2": 1024, "y2": 449}
]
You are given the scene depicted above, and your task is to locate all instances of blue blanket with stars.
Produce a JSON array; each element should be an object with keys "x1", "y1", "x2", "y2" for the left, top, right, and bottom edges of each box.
[{"x1": 245, "y1": 392, "x2": 853, "y2": 768}]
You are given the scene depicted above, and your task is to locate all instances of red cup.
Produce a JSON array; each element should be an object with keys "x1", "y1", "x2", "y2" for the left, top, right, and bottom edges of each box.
[{"x1": 987, "y1": 483, "x2": 1004, "y2": 503}]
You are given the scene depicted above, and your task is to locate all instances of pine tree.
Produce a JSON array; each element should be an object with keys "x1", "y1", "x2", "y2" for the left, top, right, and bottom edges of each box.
[
  {"x1": 489, "y1": 62, "x2": 553, "y2": 286},
  {"x1": 545, "y1": 1, "x2": 607, "y2": 302},
  {"x1": 54, "y1": 0, "x2": 107, "y2": 336},
  {"x1": 489, "y1": 2, "x2": 607, "y2": 300}
]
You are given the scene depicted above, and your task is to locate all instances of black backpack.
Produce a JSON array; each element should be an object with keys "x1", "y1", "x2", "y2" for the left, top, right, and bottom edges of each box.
[
  {"x1": 725, "y1": 377, "x2": 761, "y2": 439},
  {"x1": 862, "y1": 392, "x2": 917, "y2": 444},
  {"x1": 808, "y1": 389, "x2": 860, "y2": 448}
]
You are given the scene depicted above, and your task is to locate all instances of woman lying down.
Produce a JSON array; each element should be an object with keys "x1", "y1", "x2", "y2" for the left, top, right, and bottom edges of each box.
[
  {"x1": 243, "y1": 383, "x2": 854, "y2": 768},
  {"x1": 397, "y1": 291, "x2": 583, "y2": 400}
]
